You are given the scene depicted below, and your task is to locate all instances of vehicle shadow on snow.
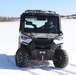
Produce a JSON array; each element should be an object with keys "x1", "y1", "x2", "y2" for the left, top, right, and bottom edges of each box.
[
  {"x1": 0, "y1": 54, "x2": 76, "y2": 75},
  {"x1": 0, "y1": 54, "x2": 52, "y2": 70}
]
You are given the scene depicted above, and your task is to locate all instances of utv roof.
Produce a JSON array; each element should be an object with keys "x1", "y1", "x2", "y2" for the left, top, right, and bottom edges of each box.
[{"x1": 22, "y1": 10, "x2": 59, "y2": 16}]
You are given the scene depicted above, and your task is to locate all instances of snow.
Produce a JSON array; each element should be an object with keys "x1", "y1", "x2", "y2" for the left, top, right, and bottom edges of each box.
[{"x1": 0, "y1": 19, "x2": 76, "y2": 75}]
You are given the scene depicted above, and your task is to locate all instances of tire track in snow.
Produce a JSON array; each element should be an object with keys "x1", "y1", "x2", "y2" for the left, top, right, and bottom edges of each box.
[
  {"x1": 6, "y1": 58, "x2": 76, "y2": 75},
  {"x1": 0, "y1": 54, "x2": 76, "y2": 75},
  {"x1": 69, "y1": 63, "x2": 76, "y2": 67},
  {"x1": 26, "y1": 60, "x2": 76, "y2": 75},
  {"x1": 35, "y1": 61, "x2": 76, "y2": 75}
]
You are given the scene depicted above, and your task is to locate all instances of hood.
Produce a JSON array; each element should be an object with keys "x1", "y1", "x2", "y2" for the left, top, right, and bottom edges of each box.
[{"x1": 26, "y1": 33, "x2": 59, "y2": 39}]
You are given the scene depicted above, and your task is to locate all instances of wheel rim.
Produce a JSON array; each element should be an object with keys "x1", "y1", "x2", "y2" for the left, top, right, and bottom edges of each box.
[
  {"x1": 16, "y1": 52, "x2": 23, "y2": 64},
  {"x1": 55, "y1": 55, "x2": 63, "y2": 62}
]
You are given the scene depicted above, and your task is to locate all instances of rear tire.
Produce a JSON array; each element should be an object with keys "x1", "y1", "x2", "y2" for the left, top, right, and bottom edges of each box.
[
  {"x1": 53, "y1": 49, "x2": 69, "y2": 68},
  {"x1": 15, "y1": 48, "x2": 29, "y2": 67}
]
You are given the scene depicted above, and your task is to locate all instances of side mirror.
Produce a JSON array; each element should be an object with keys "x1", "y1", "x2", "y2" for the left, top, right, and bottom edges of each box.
[{"x1": 59, "y1": 31, "x2": 63, "y2": 36}]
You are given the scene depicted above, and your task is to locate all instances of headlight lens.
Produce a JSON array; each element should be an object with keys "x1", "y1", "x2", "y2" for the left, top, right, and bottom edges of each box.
[
  {"x1": 53, "y1": 36, "x2": 63, "y2": 44},
  {"x1": 21, "y1": 35, "x2": 29, "y2": 40}
]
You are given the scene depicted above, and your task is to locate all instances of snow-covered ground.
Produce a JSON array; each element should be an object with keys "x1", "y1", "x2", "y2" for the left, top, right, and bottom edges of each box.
[{"x1": 0, "y1": 19, "x2": 76, "y2": 75}]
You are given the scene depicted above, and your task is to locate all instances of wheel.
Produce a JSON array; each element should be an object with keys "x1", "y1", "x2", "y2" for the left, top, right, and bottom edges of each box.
[
  {"x1": 53, "y1": 49, "x2": 69, "y2": 68},
  {"x1": 15, "y1": 48, "x2": 29, "y2": 67}
]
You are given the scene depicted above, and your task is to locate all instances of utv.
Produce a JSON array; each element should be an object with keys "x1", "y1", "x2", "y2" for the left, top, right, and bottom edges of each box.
[{"x1": 15, "y1": 10, "x2": 68, "y2": 68}]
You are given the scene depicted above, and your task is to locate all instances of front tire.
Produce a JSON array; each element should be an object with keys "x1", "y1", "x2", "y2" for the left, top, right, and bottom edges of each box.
[
  {"x1": 53, "y1": 49, "x2": 69, "y2": 68},
  {"x1": 15, "y1": 48, "x2": 29, "y2": 67}
]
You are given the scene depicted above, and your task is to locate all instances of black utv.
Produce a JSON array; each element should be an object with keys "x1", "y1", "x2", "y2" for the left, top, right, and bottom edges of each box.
[{"x1": 15, "y1": 10, "x2": 69, "y2": 68}]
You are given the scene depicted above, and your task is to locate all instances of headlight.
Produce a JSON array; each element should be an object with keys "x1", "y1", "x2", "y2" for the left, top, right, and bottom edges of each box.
[
  {"x1": 21, "y1": 35, "x2": 29, "y2": 40},
  {"x1": 53, "y1": 36, "x2": 63, "y2": 44},
  {"x1": 20, "y1": 35, "x2": 32, "y2": 44}
]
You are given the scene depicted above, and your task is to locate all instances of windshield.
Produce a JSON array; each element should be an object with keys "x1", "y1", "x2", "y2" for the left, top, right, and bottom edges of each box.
[{"x1": 24, "y1": 16, "x2": 59, "y2": 33}]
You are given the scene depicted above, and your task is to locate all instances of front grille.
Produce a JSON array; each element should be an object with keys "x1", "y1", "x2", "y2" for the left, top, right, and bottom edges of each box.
[
  {"x1": 33, "y1": 38, "x2": 53, "y2": 45},
  {"x1": 35, "y1": 45, "x2": 51, "y2": 50},
  {"x1": 37, "y1": 38, "x2": 48, "y2": 39}
]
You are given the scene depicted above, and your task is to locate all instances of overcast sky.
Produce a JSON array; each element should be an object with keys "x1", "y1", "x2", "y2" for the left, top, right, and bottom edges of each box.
[{"x1": 0, "y1": 0, "x2": 76, "y2": 17}]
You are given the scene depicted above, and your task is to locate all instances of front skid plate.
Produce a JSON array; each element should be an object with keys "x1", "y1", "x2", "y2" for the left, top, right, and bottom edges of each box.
[{"x1": 31, "y1": 49, "x2": 55, "y2": 60}]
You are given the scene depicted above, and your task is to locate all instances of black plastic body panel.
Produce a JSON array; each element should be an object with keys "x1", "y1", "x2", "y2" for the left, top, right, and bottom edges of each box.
[{"x1": 20, "y1": 38, "x2": 61, "y2": 60}]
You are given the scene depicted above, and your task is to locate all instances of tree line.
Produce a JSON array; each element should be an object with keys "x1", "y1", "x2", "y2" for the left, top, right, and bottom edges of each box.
[
  {"x1": 0, "y1": 16, "x2": 19, "y2": 22},
  {"x1": 60, "y1": 14, "x2": 76, "y2": 19},
  {"x1": 0, "y1": 14, "x2": 76, "y2": 22}
]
